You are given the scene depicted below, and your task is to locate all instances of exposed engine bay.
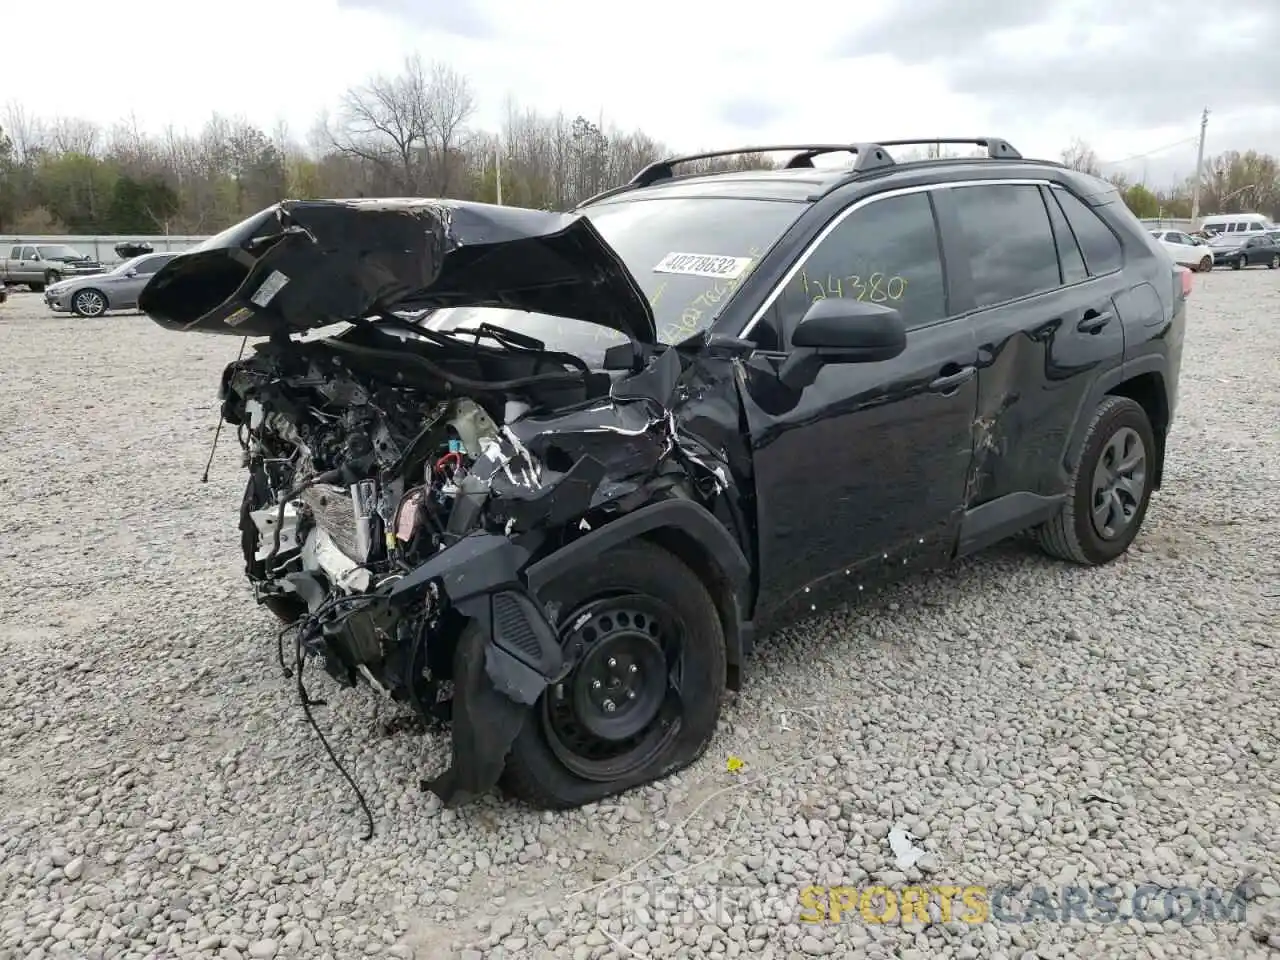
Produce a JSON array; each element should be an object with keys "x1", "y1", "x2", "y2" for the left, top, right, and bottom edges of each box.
[
  {"x1": 230, "y1": 322, "x2": 639, "y2": 703},
  {"x1": 141, "y1": 198, "x2": 757, "y2": 825}
]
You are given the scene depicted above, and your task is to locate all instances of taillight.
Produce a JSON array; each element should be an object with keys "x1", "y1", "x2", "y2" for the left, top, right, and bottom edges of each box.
[{"x1": 1180, "y1": 268, "x2": 1193, "y2": 297}]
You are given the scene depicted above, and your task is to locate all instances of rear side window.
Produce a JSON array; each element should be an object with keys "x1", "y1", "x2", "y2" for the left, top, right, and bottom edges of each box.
[
  {"x1": 951, "y1": 184, "x2": 1060, "y2": 307},
  {"x1": 1051, "y1": 188, "x2": 1123, "y2": 275},
  {"x1": 1042, "y1": 186, "x2": 1088, "y2": 285},
  {"x1": 134, "y1": 256, "x2": 169, "y2": 275}
]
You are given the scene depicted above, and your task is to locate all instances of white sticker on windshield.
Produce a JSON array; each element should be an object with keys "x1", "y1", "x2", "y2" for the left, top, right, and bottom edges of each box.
[
  {"x1": 250, "y1": 269, "x2": 289, "y2": 307},
  {"x1": 653, "y1": 252, "x2": 753, "y2": 280}
]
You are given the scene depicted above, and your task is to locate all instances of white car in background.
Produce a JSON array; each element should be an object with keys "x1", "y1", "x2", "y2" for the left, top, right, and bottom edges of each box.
[{"x1": 1150, "y1": 229, "x2": 1214, "y2": 272}]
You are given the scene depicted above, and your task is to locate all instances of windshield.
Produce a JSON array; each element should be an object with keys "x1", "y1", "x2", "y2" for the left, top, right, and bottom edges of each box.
[
  {"x1": 422, "y1": 196, "x2": 805, "y2": 361},
  {"x1": 37, "y1": 245, "x2": 87, "y2": 260}
]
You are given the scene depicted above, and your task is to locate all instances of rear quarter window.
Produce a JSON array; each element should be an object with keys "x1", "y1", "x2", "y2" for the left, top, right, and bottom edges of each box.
[{"x1": 1050, "y1": 188, "x2": 1123, "y2": 275}]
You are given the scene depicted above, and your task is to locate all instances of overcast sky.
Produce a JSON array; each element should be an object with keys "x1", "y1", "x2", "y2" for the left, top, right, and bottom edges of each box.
[{"x1": 9, "y1": 0, "x2": 1279, "y2": 187}]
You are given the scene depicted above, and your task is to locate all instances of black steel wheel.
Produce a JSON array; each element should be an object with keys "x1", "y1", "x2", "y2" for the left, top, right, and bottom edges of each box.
[
  {"x1": 1034, "y1": 396, "x2": 1157, "y2": 565},
  {"x1": 542, "y1": 595, "x2": 684, "y2": 782},
  {"x1": 499, "y1": 539, "x2": 726, "y2": 809}
]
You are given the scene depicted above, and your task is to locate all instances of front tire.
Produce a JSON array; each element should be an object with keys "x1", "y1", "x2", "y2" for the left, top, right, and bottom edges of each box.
[
  {"x1": 1269, "y1": 254, "x2": 1279, "y2": 270},
  {"x1": 499, "y1": 539, "x2": 726, "y2": 809},
  {"x1": 1233, "y1": 255, "x2": 1246, "y2": 270},
  {"x1": 1198, "y1": 256, "x2": 1212, "y2": 272},
  {"x1": 71, "y1": 288, "x2": 108, "y2": 317},
  {"x1": 1034, "y1": 396, "x2": 1156, "y2": 566}
]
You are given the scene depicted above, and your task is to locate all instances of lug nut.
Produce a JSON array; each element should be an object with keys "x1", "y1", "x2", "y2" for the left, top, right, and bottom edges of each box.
[
  {"x1": 591, "y1": 679, "x2": 602, "y2": 690},
  {"x1": 603, "y1": 699, "x2": 616, "y2": 712},
  {"x1": 628, "y1": 664, "x2": 638, "y2": 674},
  {"x1": 627, "y1": 690, "x2": 636, "y2": 700},
  {"x1": 607, "y1": 657, "x2": 617, "y2": 668}
]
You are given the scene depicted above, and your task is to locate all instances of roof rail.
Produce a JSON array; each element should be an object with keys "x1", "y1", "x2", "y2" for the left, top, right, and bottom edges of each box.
[
  {"x1": 624, "y1": 137, "x2": 1023, "y2": 190},
  {"x1": 874, "y1": 137, "x2": 1022, "y2": 159}
]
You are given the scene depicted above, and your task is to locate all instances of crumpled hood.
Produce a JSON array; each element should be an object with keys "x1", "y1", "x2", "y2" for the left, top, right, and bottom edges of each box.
[{"x1": 138, "y1": 198, "x2": 657, "y2": 345}]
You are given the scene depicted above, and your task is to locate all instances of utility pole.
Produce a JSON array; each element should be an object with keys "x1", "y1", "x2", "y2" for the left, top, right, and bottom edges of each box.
[
  {"x1": 495, "y1": 140, "x2": 504, "y2": 206},
  {"x1": 1190, "y1": 108, "x2": 1209, "y2": 227}
]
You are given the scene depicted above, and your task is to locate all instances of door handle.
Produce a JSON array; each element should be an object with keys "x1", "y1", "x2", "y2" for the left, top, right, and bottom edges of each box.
[
  {"x1": 1077, "y1": 310, "x2": 1113, "y2": 334},
  {"x1": 928, "y1": 365, "x2": 976, "y2": 394}
]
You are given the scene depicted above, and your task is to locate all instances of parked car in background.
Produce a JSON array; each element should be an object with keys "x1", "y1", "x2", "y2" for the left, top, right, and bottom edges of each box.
[
  {"x1": 1199, "y1": 213, "x2": 1275, "y2": 237},
  {"x1": 1150, "y1": 229, "x2": 1214, "y2": 272},
  {"x1": 114, "y1": 241, "x2": 156, "y2": 260},
  {"x1": 44, "y1": 252, "x2": 178, "y2": 316},
  {"x1": 1, "y1": 243, "x2": 104, "y2": 291},
  {"x1": 1210, "y1": 232, "x2": 1280, "y2": 270}
]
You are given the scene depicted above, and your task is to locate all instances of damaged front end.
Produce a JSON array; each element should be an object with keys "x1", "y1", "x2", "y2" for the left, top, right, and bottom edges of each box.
[{"x1": 141, "y1": 199, "x2": 751, "y2": 813}]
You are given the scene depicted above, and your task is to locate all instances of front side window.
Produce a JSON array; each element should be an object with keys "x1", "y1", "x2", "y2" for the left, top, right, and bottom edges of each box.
[
  {"x1": 951, "y1": 184, "x2": 1061, "y2": 307},
  {"x1": 19, "y1": 246, "x2": 36, "y2": 260},
  {"x1": 425, "y1": 196, "x2": 805, "y2": 361},
  {"x1": 759, "y1": 191, "x2": 947, "y2": 345}
]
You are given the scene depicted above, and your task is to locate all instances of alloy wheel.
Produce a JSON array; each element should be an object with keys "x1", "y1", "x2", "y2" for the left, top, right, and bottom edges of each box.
[
  {"x1": 1270, "y1": 254, "x2": 1279, "y2": 269},
  {"x1": 1090, "y1": 426, "x2": 1146, "y2": 540},
  {"x1": 74, "y1": 290, "x2": 107, "y2": 317},
  {"x1": 541, "y1": 595, "x2": 685, "y2": 782}
]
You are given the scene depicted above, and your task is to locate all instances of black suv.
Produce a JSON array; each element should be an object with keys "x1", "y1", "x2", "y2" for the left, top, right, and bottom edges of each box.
[{"x1": 140, "y1": 137, "x2": 1187, "y2": 818}]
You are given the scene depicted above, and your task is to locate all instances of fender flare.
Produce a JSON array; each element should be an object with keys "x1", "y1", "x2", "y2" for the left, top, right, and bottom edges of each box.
[
  {"x1": 524, "y1": 497, "x2": 754, "y2": 678},
  {"x1": 1063, "y1": 355, "x2": 1167, "y2": 479}
]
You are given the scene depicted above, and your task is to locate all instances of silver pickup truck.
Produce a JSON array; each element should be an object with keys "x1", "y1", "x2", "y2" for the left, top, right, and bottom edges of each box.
[{"x1": 1, "y1": 242, "x2": 105, "y2": 292}]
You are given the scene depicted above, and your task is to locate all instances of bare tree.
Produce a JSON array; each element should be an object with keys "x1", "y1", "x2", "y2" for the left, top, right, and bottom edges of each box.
[
  {"x1": 1060, "y1": 138, "x2": 1102, "y2": 176},
  {"x1": 2, "y1": 101, "x2": 46, "y2": 164}
]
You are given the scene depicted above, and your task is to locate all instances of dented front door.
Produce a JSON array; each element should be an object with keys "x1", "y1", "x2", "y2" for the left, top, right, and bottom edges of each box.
[{"x1": 739, "y1": 317, "x2": 979, "y2": 618}]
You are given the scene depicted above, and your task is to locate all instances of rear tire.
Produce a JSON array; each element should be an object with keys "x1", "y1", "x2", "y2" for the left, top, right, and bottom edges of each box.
[
  {"x1": 27, "y1": 282, "x2": 45, "y2": 293},
  {"x1": 1198, "y1": 256, "x2": 1212, "y2": 272},
  {"x1": 1269, "y1": 254, "x2": 1279, "y2": 270},
  {"x1": 499, "y1": 539, "x2": 726, "y2": 809},
  {"x1": 1034, "y1": 396, "x2": 1156, "y2": 566}
]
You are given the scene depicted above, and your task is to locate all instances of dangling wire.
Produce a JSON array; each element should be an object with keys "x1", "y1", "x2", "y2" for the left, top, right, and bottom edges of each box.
[{"x1": 200, "y1": 336, "x2": 249, "y2": 483}]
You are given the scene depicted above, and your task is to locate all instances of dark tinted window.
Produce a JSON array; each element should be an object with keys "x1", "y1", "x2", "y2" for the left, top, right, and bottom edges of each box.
[
  {"x1": 1043, "y1": 186, "x2": 1088, "y2": 284},
  {"x1": 20, "y1": 246, "x2": 36, "y2": 259},
  {"x1": 951, "y1": 184, "x2": 1060, "y2": 307},
  {"x1": 8, "y1": 247, "x2": 20, "y2": 259},
  {"x1": 762, "y1": 191, "x2": 947, "y2": 341},
  {"x1": 1052, "y1": 188, "x2": 1123, "y2": 275},
  {"x1": 134, "y1": 255, "x2": 170, "y2": 275}
]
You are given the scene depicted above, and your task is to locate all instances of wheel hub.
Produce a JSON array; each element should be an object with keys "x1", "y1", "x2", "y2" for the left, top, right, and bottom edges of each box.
[
  {"x1": 1090, "y1": 426, "x2": 1146, "y2": 540},
  {"x1": 572, "y1": 629, "x2": 666, "y2": 741},
  {"x1": 541, "y1": 596, "x2": 684, "y2": 781}
]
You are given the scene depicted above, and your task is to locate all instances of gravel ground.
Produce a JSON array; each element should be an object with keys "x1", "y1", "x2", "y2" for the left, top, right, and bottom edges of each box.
[{"x1": 0, "y1": 273, "x2": 1277, "y2": 960}]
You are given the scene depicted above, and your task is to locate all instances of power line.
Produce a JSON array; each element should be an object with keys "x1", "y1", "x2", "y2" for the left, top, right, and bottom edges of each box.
[{"x1": 1099, "y1": 135, "x2": 1200, "y2": 168}]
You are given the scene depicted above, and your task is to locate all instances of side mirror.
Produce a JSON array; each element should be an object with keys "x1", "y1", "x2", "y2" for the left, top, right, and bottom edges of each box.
[
  {"x1": 124, "y1": 269, "x2": 138, "y2": 277},
  {"x1": 778, "y1": 298, "x2": 907, "y2": 390}
]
